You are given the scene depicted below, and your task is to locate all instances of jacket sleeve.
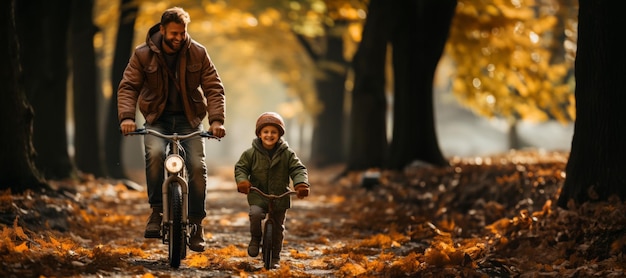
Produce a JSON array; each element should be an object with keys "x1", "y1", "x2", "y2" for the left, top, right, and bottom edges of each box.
[
  {"x1": 234, "y1": 149, "x2": 252, "y2": 184},
  {"x1": 117, "y1": 50, "x2": 144, "y2": 123},
  {"x1": 200, "y1": 49, "x2": 226, "y2": 125},
  {"x1": 288, "y1": 149, "x2": 309, "y2": 188}
]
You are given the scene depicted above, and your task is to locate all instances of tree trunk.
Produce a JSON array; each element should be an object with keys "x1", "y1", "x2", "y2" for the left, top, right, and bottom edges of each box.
[
  {"x1": 557, "y1": 0, "x2": 626, "y2": 208},
  {"x1": 70, "y1": 0, "x2": 104, "y2": 177},
  {"x1": 0, "y1": 0, "x2": 48, "y2": 192},
  {"x1": 104, "y1": 0, "x2": 138, "y2": 179},
  {"x1": 16, "y1": 0, "x2": 74, "y2": 180},
  {"x1": 309, "y1": 21, "x2": 350, "y2": 167},
  {"x1": 346, "y1": 0, "x2": 390, "y2": 171},
  {"x1": 387, "y1": 0, "x2": 455, "y2": 170}
]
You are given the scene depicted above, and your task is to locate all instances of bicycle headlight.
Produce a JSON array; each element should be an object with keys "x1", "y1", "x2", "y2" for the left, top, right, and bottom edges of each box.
[{"x1": 165, "y1": 154, "x2": 184, "y2": 173}]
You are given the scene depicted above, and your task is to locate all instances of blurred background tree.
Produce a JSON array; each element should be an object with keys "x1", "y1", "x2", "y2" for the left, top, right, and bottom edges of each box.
[
  {"x1": 0, "y1": 0, "x2": 48, "y2": 191},
  {"x1": 347, "y1": 0, "x2": 456, "y2": 173},
  {"x1": 16, "y1": 0, "x2": 75, "y2": 180},
  {"x1": 101, "y1": 0, "x2": 139, "y2": 180},
  {"x1": 445, "y1": 0, "x2": 577, "y2": 149}
]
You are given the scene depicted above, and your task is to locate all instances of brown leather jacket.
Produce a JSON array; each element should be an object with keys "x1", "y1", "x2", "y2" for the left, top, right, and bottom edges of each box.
[{"x1": 117, "y1": 24, "x2": 225, "y2": 128}]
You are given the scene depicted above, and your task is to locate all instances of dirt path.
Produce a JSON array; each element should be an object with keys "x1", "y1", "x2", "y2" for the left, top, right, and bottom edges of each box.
[{"x1": 111, "y1": 165, "x2": 350, "y2": 277}]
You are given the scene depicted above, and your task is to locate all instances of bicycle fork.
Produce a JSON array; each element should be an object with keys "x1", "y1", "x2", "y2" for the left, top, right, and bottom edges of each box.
[{"x1": 162, "y1": 175, "x2": 190, "y2": 243}]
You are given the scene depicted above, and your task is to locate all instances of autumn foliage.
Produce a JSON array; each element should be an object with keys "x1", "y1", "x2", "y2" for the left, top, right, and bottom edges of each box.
[{"x1": 446, "y1": 0, "x2": 576, "y2": 124}]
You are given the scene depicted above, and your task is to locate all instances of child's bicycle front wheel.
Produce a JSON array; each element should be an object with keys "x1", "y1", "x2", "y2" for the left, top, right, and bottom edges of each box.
[
  {"x1": 262, "y1": 221, "x2": 274, "y2": 270},
  {"x1": 168, "y1": 183, "x2": 185, "y2": 268}
]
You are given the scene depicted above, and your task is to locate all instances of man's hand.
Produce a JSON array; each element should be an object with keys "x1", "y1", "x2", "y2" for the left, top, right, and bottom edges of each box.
[
  {"x1": 209, "y1": 121, "x2": 226, "y2": 138},
  {"x1": 120, "y1": 119, "x2": 136, "y2": 135}
]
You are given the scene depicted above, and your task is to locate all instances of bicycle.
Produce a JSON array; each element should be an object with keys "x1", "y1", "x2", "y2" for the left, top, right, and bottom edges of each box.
[
  {"x1": 129, "y1": 128, "x2": 219, "y2": 268},
  {"x1": 248, "y1": 186, "x2": 297, "y2": 270}
]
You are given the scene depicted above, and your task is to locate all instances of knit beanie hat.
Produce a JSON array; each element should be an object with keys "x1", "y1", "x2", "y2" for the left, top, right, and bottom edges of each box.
[{"x1": 255, "y1": 112, "x2": 285, "y2": 137}]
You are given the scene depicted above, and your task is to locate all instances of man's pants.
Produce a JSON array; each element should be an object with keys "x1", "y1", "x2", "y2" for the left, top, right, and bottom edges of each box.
[{"x1": 144, "y1": 114, "x2": 207, "y2": 220}]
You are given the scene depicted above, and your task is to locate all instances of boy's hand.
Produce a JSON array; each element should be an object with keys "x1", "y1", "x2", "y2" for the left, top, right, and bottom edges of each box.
[
  {"x1": 237, "y1": 181, "x2": 252, "y2": 194},
  {"x1": 294, "y1": 183, "x2": 309, "y2": 199}
]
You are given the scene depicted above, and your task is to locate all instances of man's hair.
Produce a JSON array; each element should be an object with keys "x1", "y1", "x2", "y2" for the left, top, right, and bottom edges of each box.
[{"x1": 161, "y1": 7, "x2": 191, "y2": 26}]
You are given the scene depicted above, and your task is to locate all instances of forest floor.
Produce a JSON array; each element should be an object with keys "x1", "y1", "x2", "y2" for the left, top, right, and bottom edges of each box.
[{"x1": 1, "y1": 149, "x2": 625, "y2": 277}]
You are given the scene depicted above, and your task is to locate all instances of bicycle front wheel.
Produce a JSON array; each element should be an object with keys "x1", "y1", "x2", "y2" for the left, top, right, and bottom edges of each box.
[
  {"x1": 262, "y1": 221, "x2": 274, "y2": 270},
  {"x1": 168, "y1": 183, "x2": 184, "y2": 268}
]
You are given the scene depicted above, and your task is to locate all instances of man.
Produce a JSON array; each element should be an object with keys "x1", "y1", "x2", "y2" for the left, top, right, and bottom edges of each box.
[{"x1": 118, "y1": 7, "x2": 226, "y2": 252}]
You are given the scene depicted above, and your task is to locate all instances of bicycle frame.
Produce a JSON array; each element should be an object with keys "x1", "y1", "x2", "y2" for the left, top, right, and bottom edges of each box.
[
  {"x1": 129, "y1": 128, "x2": 218, "y2": 268},
  {"x1": 160, "y1": 133, "x2": 189, "y2": 241}
]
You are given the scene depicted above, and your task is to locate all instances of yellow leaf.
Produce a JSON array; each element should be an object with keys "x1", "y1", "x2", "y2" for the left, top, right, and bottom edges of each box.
[
  {"x1": 49, "y1": 236, "x2": 60, "y2": 247},
  {"x1": 14, "y1": 226, "x2": 29, "y2": 241},
  {"x1": 339, "y1": 262, "x2": 367, "y2": 276},
  {"x1": 14, "y1": 241, "x2": 28, "y2": 253},
  {"x1": 424, "y1": 247, "x2": 451, "y2": 266},
  {"x1": 186, "y1": 253, "x2": 209, "y2": 267}
]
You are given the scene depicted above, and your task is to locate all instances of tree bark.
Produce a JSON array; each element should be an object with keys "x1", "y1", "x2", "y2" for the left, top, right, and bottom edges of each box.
[
  {"x1": 0, "y1": 0, "x2": 48, "y2": 191},
  {"x1": 346, "y1": 0, "x2": 390, "y2": 171},
  {"x1": 387, "y1": 0, "x2": 455, "y2": 170},
  {"x1": 16, "y1": 0, "x2": 74, "y2": 180},
  {"x1": 70, "y1": 0, "x2": 104, "y2": 177},
  {"x1": 104, "y1": 0, "x2": 138, "y2": 179},
  {"x1": 308, "y1": 21, "x2": 350, "y2": 167},
  {"x1": 557, "y1": 0, "x2": 626, "y2": 208}
]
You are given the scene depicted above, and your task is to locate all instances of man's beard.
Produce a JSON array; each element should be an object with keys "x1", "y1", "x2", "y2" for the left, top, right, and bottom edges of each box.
[{"x1": 164, "y1": 37, "x2": 183, "y2": 51}]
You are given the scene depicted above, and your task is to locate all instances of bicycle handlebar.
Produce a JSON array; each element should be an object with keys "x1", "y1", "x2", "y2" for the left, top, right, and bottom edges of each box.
[
  {"x1": 128, "y1": 128, "x2": 220, "y2": 141},
  {"x1": 249, "y1": 187, "x2": 296, "y2": 200}
]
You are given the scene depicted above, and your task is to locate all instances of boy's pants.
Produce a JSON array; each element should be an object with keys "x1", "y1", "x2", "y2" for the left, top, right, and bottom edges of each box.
[{"x1": 250, "y1": 205, "x2": 286, "y2": 258}]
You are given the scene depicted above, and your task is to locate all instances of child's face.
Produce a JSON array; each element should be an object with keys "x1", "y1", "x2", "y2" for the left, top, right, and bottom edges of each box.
[{"x1": 259, "y1": 125, "x2": 280, "y2": 149}]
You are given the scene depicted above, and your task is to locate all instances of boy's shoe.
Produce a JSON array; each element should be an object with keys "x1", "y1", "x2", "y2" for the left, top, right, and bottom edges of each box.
[
  {"x1": 144, "y1": 207, "x2": 162, "y2": 238},
  {"x1": 248, "y1": 238, "x2": 260, "y2": 257}
]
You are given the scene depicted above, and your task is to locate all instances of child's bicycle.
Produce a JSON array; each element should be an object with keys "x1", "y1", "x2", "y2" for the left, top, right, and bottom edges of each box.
[
  {"x1": 129, "y1": 128, "x2": 219, "y2": 268},
  {"x1": 248, "y1": 186, "x2": 296, "y2": 270}
]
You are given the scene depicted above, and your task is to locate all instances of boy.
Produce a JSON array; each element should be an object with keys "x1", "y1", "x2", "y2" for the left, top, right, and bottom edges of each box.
[{"x1": 234, "y1": 112, "x2": 310, "y2": 268}]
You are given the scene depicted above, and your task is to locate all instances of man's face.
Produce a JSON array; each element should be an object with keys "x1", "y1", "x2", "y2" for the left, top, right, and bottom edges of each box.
[{"x1": 160, "y1": 22, "x2": 187, "y2": 52}]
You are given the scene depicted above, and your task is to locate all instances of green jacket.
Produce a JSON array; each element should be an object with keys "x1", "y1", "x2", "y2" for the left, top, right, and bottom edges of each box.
[{"x1": 234, "y1": 138, "x2": 309, "y2": 210}]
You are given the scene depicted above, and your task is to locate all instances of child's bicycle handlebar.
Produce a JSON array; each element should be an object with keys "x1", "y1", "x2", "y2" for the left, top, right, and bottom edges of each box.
[{"x1": 248, "y1": 186, "x2": 296, "y2": 200}]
